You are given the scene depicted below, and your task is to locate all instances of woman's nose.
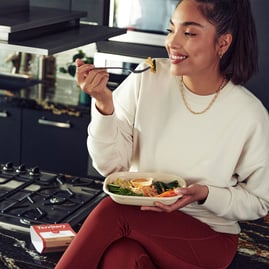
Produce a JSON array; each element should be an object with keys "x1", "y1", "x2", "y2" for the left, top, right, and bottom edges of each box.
[{"x1": 166, "y1": 32, "x2": 182, "y2": 49}]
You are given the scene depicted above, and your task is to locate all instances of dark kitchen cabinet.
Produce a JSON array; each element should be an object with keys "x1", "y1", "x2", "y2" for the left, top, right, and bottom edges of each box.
[
  {"x1": 0, "y1": 105, "x2": 21, "y2": 164},
  {"x1": 30, "y1": 0, "x2": 108, "y2": 25},
  {"x1": 21, "y1": 108, "x2": 90, "y2": 176},
  {"x1": 30, "y1": 0, "x2": 70, "y2": 10}
]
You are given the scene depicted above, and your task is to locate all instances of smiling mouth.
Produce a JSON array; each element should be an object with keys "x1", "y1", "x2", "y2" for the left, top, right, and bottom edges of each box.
[{"x1": 170, "y1": 54, "x2": 188, "y2": 60}]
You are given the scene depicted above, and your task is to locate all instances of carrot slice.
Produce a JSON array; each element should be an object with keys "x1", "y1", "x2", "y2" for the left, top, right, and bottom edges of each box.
[{"x1": 158, "y1": 189, "x2": 177, "y2": 197}]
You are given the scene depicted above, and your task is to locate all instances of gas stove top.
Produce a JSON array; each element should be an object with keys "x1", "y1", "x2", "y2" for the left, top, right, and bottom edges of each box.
[{"x1": 0, "y1": 162, "x2": 105, "y2": 232}]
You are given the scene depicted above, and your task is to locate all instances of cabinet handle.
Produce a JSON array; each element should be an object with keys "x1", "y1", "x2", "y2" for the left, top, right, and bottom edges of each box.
[
  {"x1": 38, "y1": 118, "x2": 71, "y2": 128},
  {"x1": 0, "y1": 111, "x2": 8, "y2": 118}
]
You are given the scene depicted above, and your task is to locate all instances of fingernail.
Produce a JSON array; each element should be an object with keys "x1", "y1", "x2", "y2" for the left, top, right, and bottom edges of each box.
[
  {"x1": 175, "y1": 187, "x2": 186, "y2": 194},
  {"x1": 174, "y1": 187, "x2": 182, "y2": 194}
]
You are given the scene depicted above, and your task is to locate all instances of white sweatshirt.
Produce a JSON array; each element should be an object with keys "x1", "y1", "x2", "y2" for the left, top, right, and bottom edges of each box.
[{"x1": 88, "y1": 58, "x2": 269, "y2": 234}]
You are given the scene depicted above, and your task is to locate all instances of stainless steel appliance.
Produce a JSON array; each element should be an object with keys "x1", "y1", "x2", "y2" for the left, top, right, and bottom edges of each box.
[{"x1": 0, "y1": 162, "x2": 105, "y2": 232}]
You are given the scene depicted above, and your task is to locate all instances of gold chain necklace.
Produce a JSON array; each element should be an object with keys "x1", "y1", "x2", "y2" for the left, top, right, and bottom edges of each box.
[{"x1": 178, "y1": 76, "x2": 226, "y2": 115}]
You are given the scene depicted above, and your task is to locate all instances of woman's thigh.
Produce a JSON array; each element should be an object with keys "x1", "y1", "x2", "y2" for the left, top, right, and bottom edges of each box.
[
  {"x1": 56, "y1": 197, "x2": 238, "y2": 269},
  {"x1": 93, "y1": 197, "x2": 238, "y2": 268}
]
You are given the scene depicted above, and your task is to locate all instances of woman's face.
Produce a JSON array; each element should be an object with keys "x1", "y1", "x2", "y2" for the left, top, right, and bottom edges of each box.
[{"x1": 165, "y1": 0, "x2": 221, "y2": 78}]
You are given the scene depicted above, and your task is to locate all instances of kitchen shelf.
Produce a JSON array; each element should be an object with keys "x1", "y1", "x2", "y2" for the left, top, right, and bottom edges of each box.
[
  {"x1": 0, "y1": 7, "x2": 86, "y2": 34},
  {"x1": 96, "y1": 40, "x2": 167, "y2": 59},
  {"x1": 0, "y1": 6, "x2": 126, "y2": 55},
  {"x1": 0, "y1": 24, "x2": 126, "y2": 55}
]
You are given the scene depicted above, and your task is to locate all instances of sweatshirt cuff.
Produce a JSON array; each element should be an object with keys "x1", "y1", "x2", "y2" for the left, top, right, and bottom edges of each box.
[
  {"x1": 202, "y1": 185, "x2": 231, "y2": 216},
  {"x1": 89, "y1": 103, "x2": 116, "y2": 141}
]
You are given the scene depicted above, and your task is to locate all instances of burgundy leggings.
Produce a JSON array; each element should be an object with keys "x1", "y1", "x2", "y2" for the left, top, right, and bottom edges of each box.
[{"x1": 55, "y1": 197, "x2": 238, "y2": 269}]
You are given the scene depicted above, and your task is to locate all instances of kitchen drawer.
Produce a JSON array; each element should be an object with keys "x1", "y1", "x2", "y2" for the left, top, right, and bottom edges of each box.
[
  {"x1": 0, "y1": 105, "x2": 21, "y2": 164},
  {"x1": 21, "y1": 108, "x2": 90, "y2": 176}
]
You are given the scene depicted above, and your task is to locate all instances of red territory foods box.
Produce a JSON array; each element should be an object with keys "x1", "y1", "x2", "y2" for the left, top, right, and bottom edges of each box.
[{"x1": 30, "y1": 223, "x2": 76, "y2": 253}]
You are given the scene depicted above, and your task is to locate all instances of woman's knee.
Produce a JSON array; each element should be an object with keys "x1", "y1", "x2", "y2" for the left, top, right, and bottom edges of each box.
[{"x1": 99, "y1": 238, "x2": 157, "y2": 269}]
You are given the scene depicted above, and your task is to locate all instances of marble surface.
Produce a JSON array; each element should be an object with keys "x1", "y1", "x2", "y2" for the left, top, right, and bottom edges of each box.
[
  {"x1": 0, "y1": 226, "x2": 62, "y2": 269},
  {"x1": 228, "y1": 215, "x2": 269, "y2": 268},
  {"x1": 1, "y1": 216, "x2": 268, "y2": 268},
  {"x1": 0, "y1": 228, "x2": 63, "y2": 269}
]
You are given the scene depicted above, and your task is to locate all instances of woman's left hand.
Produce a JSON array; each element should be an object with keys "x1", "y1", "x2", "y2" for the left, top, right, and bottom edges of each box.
[{"x1": 141, "y1": 184, "x2": 209, "y2": 213}]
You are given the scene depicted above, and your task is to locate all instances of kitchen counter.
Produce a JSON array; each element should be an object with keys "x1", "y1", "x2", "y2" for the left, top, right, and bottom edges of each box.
[{"x1": 0, "y1": 227, "x2": 63, "y2": 269}]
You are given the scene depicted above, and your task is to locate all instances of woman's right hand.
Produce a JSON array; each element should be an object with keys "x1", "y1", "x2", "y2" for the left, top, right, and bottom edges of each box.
[{"x1": 75, "y1": 59, "x2": 114, "y2": 115}]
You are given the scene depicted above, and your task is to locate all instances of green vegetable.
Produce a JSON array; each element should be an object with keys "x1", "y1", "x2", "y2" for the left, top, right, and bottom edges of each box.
[
  {"x1": 152, "y1": 180, "x2": 179, "y2": 194},
  {"x1": 107, "y1": 183, "x2": 142, "y2": 196},
  {"x1": 107, "y1": 180, "x2": 180, "y2": 197}
]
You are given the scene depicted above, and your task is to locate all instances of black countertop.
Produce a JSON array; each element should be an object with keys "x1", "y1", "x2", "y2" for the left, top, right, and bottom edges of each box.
[{"x1": 0, "y1": 228, "x2": 63, "y2": 269}]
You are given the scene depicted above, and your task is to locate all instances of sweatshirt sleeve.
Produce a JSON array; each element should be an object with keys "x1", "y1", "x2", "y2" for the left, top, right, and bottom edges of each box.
[
  {"x1": 87, "y1": 73, "x2": 140, "y2": 176},
  {"x1": 203, "y1": 104, "x2": 269, "y2": 221}
]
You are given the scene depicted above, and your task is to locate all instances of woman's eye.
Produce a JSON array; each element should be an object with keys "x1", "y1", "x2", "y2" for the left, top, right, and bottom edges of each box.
[
  {"x1": 166, "y1": 28, "x2": 173, "y2": 34},
  {"x1": 184, "y1": 32, "x2": 196, "y2": 37}
]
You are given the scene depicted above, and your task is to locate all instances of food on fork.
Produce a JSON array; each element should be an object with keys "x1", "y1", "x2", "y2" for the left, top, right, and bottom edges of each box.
[{"x1": 146, "y1": 57, "x2": 157, "y2": 73}]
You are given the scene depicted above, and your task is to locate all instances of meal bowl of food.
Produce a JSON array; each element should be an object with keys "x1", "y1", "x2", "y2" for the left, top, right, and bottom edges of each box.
[{"x1": 103, "y1": 172, "x2": 187, "y2": 206}]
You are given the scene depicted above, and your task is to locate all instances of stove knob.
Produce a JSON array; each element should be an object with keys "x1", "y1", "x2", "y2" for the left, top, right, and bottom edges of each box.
[
  {"x1": 29, "y1": 166, "x2": 40, "y2": 176},
  {"x1": 3, "y1": 162, "x2": 14, "y2": 171},
  {"x1": 16, "y1": 164, "x2": 27, "y2": 174}
]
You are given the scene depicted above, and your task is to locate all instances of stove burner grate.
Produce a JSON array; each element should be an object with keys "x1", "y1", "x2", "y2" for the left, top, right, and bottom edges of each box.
[{"x1": 0, "y1": 163, "x2": 105, "y2": 231}]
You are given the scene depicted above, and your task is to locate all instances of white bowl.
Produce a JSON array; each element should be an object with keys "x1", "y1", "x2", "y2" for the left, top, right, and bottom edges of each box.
[{"x1": 103, "y1": 171, "x2": 187, "y2": 206}]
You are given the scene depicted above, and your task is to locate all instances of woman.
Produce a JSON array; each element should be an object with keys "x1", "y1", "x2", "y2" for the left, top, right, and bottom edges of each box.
[{"x1": 56, "y1": 0, "x2": 269, "y2": 268}]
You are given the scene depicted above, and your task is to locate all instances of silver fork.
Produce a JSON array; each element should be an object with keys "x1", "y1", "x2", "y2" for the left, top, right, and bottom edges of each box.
[{"x1": 92, "y1": 66, "x2": 151, "y2": 74}]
